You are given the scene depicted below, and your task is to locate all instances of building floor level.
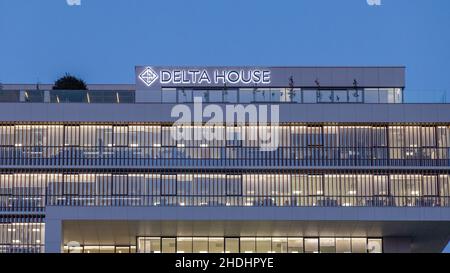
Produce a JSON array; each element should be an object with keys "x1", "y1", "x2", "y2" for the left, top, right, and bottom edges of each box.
[{"x1": 1, "y1": 66, "x2": 450, "y2": 253}]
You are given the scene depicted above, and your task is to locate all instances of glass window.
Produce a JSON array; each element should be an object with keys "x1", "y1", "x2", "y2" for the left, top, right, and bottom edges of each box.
[
  {"x1": 320, "y1": 238, "x2": 336, "y2": 253},
  {"x1": 63, "y1": 174, "x2": 79, "y2": 195},
  {"x1": 318, "y1": 90, "x2": 333, "y2": 103},
  {"x1": 240, "y1": 238, "x2": 256, "y2": 253},
  {"x1": 351, "y1": 238, "x2": 367, "y2": 253},
  {"x1": 304, "y1": 238, "x2": 319, "y2": 253},
  {"x1": 367, "y1": 239, "x2": 382, "y2": 253},
  {"x1": 283, "y1": 88, "x2": 301, "y2": 103},
  {"x1": 64, "y1": 126, "x2": 79, "y2": 146},
  {"x1": 193, "y1": 238, "x2": 208, "y2": 253},
  {"x1": 99, "y1": 246, "x2": 115, "y2": 253},
  {"x1": 270, "y1": 89, "x2": 282, "y2": 102},
  {"x1": 209, "y1": 90, "x2": 223, "y2": 102},
  {"x1": 0, "y1": 90, "x2": 20, "y2": 102},
  {"x1": 303, "y1": 89, "x2": 316, "y2": 103},
  {"x1": 239, "y1": 88, "x2": 254, "y2": 103},
  {"x1": 421, "y1": 127, "x2": 436, "y2": 147},
  {"x1": 0, "y1": 126, "x2": 14, "y2": 146},
  {"x1": 162, "y1": 238, "x2": 176, "y2": 253},
  {"x1": 226, "y1": 175, "x2": 242, "y2": 196},
  {"x1": 225, "y1": 238, "x2": 239, "y2": 253},
  {"x1": 161, "y1": 175, "x2": 176, "y2": 196},
  {"x1": 80, "y1": 126, "x2": 112, "y2": 147},
  {"x1": 24, "y1": 90, "x2": 44, "y2": 102},
  {"x1": 116, "y1": 91, "x2": 135, "y2": 103},
  {"x1": 333, "y1": 90, "x2": 347, "y2": 103},
  {"x1": 177, "y1": 237, "x2": 192, "y2": 253},
  {"x1": 50, "y1": 90, "x2": 86, "y2": 103},
  {"x1": 113, "y1": 126, "x2": 128, "y2": 147},
  {"x1": 224, "y1": 89, "x2": 238, "y2": 103},
  {"x1": 208, "y1": 238, "x2": 224, "y2": 253},
  {"x1": 364, "y1": 88, "x2": 379, "y2": 103},
  {"x1": 439, "y1": 175, "x2": 450, "y2": 206},
  {"x1": 271, "y1": 238, "x2": 288, "y2": 253},
  {"x1": 389, "y1": 127, "x2": 404, "y2": 159},
  {"x1": 256, "y1": 238, "x2": 271, "y2": 253},
  {"x1": 378, "y1": 88, "x2": 395, "y2": 103},
  {"x1": 162, "y1": 127, "x2": 176, "y2": 147},
  {"x1": 254, "y1": 88, "x2": 270, "y2": 102},
  {"x1": 138, "y1": 237, "x2": 161, "y2": 253},
  {"x1": 116, "y1": 246, "x2": 131, "y2": 253},
  {"x1": 287, "y1": 238, "x2": 303, "y2": 253},
  {"x1": 348, "y1": 89, "x2": 363, "y2": 103},
  {"x1": 394, "y1": 88, "x2": 403, "y2": 103},
  {"x1": 162, "y1": 88, "x2": 177, "y2": 103},
  {"x1": 422, "y1": 175, "x2": 438, "y2": 197},
  {"x1": 112, "y1": 175, "x2": 128, "y2": 196},
  {"x1": 84, "y1": 246, "x2": 100, "y2": 253},
  {"x1": 193, "y1": 90, "x2": 209, "y2": 102},
  {"x1": 178, "y1": 89, "x2": 193, "y2": 103},
  {"x1": 336, "y1": 238, "x2": 351, "y2": 253}
]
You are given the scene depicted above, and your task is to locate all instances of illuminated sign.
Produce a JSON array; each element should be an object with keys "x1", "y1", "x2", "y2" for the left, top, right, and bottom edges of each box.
[
  {"x1": 136, "y1": 66, "x2": 271, "y2": 88},
  {"x1": 159, "y1": 69, "x2": 271, "y2": 85}
]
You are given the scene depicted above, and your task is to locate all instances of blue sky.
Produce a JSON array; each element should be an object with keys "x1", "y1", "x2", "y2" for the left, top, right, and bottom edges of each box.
[{"x1": 0, "y1": 0, "x2": 450, "y2": 252}]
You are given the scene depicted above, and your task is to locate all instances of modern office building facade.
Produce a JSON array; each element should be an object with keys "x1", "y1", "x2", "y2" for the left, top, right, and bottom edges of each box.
[{"x1": 0, "y1": 66, "x2": 449, "y2": 253}]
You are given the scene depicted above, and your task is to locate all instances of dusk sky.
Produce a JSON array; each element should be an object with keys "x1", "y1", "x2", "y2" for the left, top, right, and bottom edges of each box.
[{"x1": 1, "y1": 0, "x2": 449, "y2": 252}]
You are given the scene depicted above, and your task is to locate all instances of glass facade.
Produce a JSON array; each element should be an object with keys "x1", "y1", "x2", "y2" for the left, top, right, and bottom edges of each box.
[
  {"x1": 0, "y1": 124, "x2": 449, "y2": 167},
  {"x1": 62, "y1": 236, "x2": 382, "y2": 253},
  {"x1": 163, "y1": 88, "x2": 402, "y2": 104},
  {"x1": 6, "y1": 67, "x2": 450, "y2": 254},
  {"x1": 1, "y1": 122, "x2": 449, "y2": 252},
  {"x1": 0, "y1": 90, "x2": 135, "y2": 104},
  {"x1": 135, "y1": 237, "x2": 382, "y2": 254},
  {"x1": 0, "y1": 172, "x2": 448, "y2": 209},
  {"x1": 0, "y1": 216, "x2": 45, "y2": 253},
  {"x1": 0, "y1": 88, "x2": 402, "y2": 104}
]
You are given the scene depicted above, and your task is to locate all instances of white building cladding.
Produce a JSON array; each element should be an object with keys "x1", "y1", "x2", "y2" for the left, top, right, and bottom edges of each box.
[{"x1": 0, "y1": 66, "x2": 449, "y2": 253}]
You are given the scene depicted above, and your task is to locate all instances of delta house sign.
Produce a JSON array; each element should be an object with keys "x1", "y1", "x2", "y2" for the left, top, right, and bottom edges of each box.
[{"x1": 136, "y1": 66, "x2": 272, "y2": 89}]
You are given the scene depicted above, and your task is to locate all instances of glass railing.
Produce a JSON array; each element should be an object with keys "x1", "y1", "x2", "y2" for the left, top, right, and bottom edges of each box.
[
  {"x1": 1, "y1": 88, "x2": 450, "y2": 104},
  {"x1": 0, "y1": 90, "x2": 135, "y2": 103},
  {"x1": 404, "y1": 89, "x2": 450, "y2": 103}
]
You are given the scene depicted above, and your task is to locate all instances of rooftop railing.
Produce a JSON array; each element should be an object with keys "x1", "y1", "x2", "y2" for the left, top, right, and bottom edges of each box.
[{"x1": 0, "y1": 89, "x2": 449, "y2": 104}]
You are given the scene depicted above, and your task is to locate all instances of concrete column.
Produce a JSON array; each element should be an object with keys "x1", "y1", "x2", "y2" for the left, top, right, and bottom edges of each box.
[
  {"x1": 44, "y1": 219, "x2": 63, "y2": 253},
  {"x1": 383, "y1": 237, "x2": 412, "y2": 253}
]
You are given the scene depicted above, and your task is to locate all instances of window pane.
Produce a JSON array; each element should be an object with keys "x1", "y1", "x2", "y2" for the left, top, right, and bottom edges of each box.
[
  {"x1": 225, "y1": 238, "x2": 239, "y2": 253},
  {"x1": 336, "y1": 238, "x2": 351, "y2": 253},
  {"x1": 320, "y1": 238, "x2": 336, "y2": 253},
  {"x1": 162, "y1": 238, "x2": 176, "y2": 253},
  {"x1": 162, "y1": 88, "x2": 177, "y2": 103},
  {"x1": 209, "y1": 238, "x2": 224, "y2": 253},
  {"x1": 193, "y1": 238, "x2": 208, "y2": 253},
  {"x1": 367, "y1": 239, "x2": 382, "y2": 253},
  {"x1": 240, "y1": 238, "x2": 255, "y2": 253},
  {"x1": 351, "y1": 238, "x2": 367, "y2": 253},
  {"x1": 256, "y1": 238, "x2": 271, "y2": 253},
  {"x1": 304, "y1": 238, "x2": 319, "y2": 253},
  {"x1": 303, "y1": 90, "x2": 316, "y2": 103},
  {"x1": 272, "y1": 238, "x2": 287, "y2": 253},
  {"x1": 177, "y1": 237, "x2": 192, "y2": 253},
  {"x1": 287, "y1": 238, "x2": 303, "y2": 253},
  {"x1": 364, "y1": 88, "x2": 379, "y2": 103}
]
